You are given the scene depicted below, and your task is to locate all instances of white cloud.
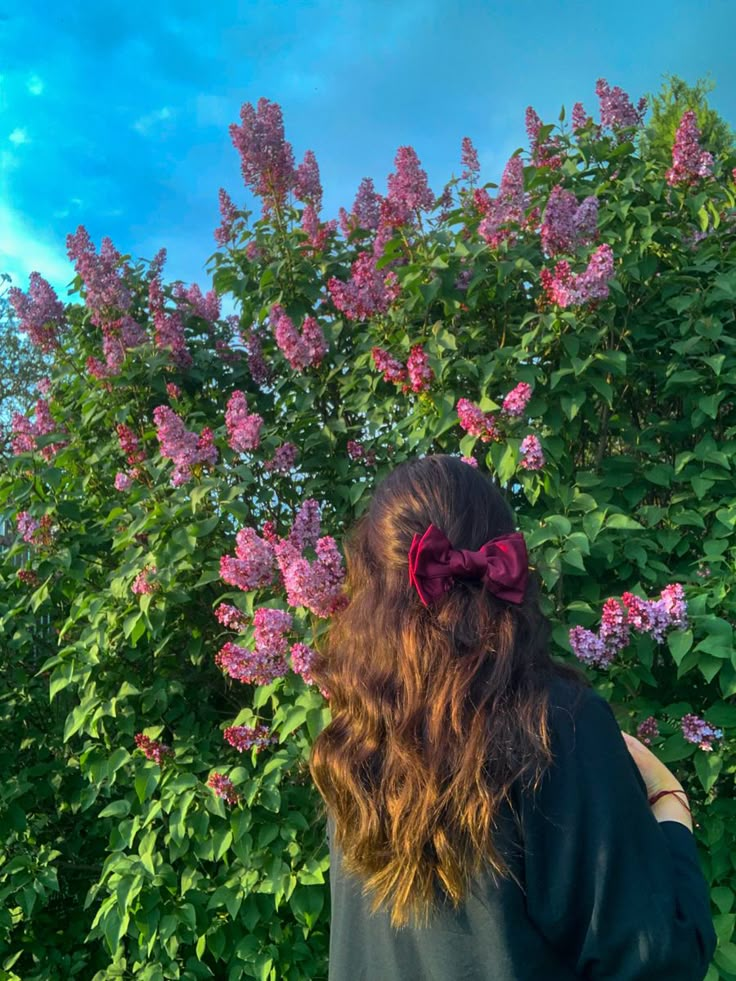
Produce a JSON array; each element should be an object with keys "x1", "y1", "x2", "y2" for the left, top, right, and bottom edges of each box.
[
  {"x1": 9, "y1": 128, "x2": 29, "y2": 146},
  {"x1": 0, "y1": 203, "x2": 73, "y2": 294},
  {"x1": 195, "y1": 94, "x2": 230, "y2": 129},
  {"x1": 27, "y1": 75, "x2": 44, "y2": 96},
  {"x1": 133, "y1": 106, "x2": 173, "y2": 135}
]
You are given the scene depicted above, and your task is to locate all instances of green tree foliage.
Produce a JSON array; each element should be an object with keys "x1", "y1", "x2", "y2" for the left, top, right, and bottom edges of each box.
[
  {"x1": 1, "y1": 82, "x2": 735, "y2": 979},
  {"x1": 639, "y1": 74, "x2": 736, "y2": 168}
]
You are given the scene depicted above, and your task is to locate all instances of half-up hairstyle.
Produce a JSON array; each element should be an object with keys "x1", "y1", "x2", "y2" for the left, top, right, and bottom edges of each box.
[{"x1": 308, "y1": 453, "x2": 589, "y2": 928}]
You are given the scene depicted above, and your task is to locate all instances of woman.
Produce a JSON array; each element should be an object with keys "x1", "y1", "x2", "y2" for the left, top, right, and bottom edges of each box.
[{"x1": 309, "y1": 454, "x2": 716, "y2": 980}]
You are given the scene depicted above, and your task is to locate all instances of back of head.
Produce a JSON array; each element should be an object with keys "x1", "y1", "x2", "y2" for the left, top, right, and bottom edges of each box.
[{"x1": 308, "y1": 453, "x2": 586, "y2": 928}]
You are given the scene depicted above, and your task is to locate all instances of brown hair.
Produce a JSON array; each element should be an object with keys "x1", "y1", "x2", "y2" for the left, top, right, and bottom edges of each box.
[{"x1": 308, "y1": 453, "x2": 589, "y2": 928}]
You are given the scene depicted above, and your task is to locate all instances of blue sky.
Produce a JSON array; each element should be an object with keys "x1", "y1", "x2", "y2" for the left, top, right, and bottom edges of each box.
[{"x1": 2, "y1": 0, "x2": 735, "y2": 299}]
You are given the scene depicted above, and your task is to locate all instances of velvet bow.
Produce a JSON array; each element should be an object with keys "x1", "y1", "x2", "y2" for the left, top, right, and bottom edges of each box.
[{"x1": 408, "y1": 524, "x2": 529, "y2": 607}]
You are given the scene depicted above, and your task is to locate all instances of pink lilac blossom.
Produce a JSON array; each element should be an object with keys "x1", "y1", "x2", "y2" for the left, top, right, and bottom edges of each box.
[
  {"x1": 347, "y1": 441, "x2": 377, "y2": 466},
  {"x1": 406, "y1": 345, "x2": 434, "y2": 393},
  {"x1": 116, "y1": 424, "x2": 146, "y2": 465},
  {"x1": 173, "y1": 282, "x2": 221, "y2": 324},
  {"x1": 135, "y1": 733, "x2": 173, "y2": 765},
  {"x1": 264, "y1": 442, "x2": 299, "y2": 474},
  {"x1": 637, "y1": 717, "x2": 659, "y2": 746},
  {"x1": 274, "y1": 535, "x2": 347, "y2": 618},
  {"x1": 385, "y1": 146, "x2": 434, "y2": 226},
  {"x1": 460, "y1": 137, "x2": 480, "y2": 182},
  {"x1": 11, "y1": 399, "x2": 65, "y2": 459},
  {"x1": 215, "y1": 603, "x2": 249, "y2": 632},
  {"x1": 132, "y1": 566, "x2": 156, "y2": 595},
  {"x1": 270, "y1": 304, "x2": 328, "y2": 370},
  {"x1": 86, "y1": 356, "x2": 109, "y2": 380},
  {"x1": 665, "y1": 111, "x2": 714, "y2": 186},
  {"x1": 149, "y1": 248, "x2": 167, "y2": 279},
  {"x1": 207, "y1": 773, "x2": 241, "y2": 805},
  {"x1": 243, "y1": 327, "x2": 270, "y2": 387},
  {"x1": 215, "y1": 637, "x2": 290, "y2": 687},
  {"x1": 599, "y1": 597, "x2": 630, "y2": 652},
  {"x1": 456, "y1": 398, "x2": 499, "y2": 442},
  {"x1": 288, "y1": 499, "x2": 322, "y2": 553},
  {"x1": 166, "y1": 382, "x2": 181, "y2": 400},
  {"x1": 225, "y1": 391, "x2": 263, "y2": 453},
  {"x1": 290, "y1": 642, "x2": 320, "y2": 687},
  {"x1": 461, "y1": 456, "x2": 478, "y2": 467},
  {"x1": 595, "y1": 79, "x2": 646, "y2": 131},
  {"x1": 371, "y1": 347, "x2": 408, "y2": 385},
  {"x1": 680, "y1": 714, "x2": 723, "y2": 752},
  {"x1": 341, "y1": 177, "x2": 382, "y2": 236},
  {"x1": 17, "y1": 569, "x2": 40, "y2": 586},
  {"x1": 478, "y1": 156, "x2": 528, "y2": 248},
  {"x1": 525, "y1": 107, "x2": 564, "y2": 169},
  {"x1": 37, "y1": 377, "x2": 52, "y2": 396},
  {"x1": 229, "y1": 98, "x2": 296, "y2": 214},
  {"x1": 301, "y1": 204, "x2": 337, "y2": 251},
  {"x1": 8, "y1": 272, "x2": 65, "y2": 352},
  {"x1": 501, "y1": 382, "x2": 532, "y2": 418},
  {"x1": 215, "y1": 188, "x2": 239, "y2": 245},
  {"x1": 294, "y1": 149, "x2": 323, "y2": 209},
  {"x1": 569, "y1": 625, "x2": 613, "y2": 668},
  {"x1": 519, "y1": 434, "x2": 545, "y2": 470},
  {"x1": 540, "y1": 186, "x2": 599, "y2": 256},
  {"x1": 328, "y1": 251, "x2": 401, "y2": 321},
  {"x1": 114, "y1": 472, "x2": 134, "y2": 492},
  {"x1": 571, "y1": 102, "x2": 593, "y2": 131},
  {"x1": 220, "y1": 527, "x2": 276, "y2": 592},
  {"x1": 149, "y1": 275, "x2": 191, "y2": 367},
  {"x1": 540, "y1": 244, "x2": 615, "y2": 308},
  {"x1": 153, "y1": 405, "x2": 218, "y2": 486},
  {"x1": 66, "y1": 226, "x2": 132, "y2": 325},
  {"x1": 224, "y1": 724, "x2": 277, "y2": 753},
  {"x1": 16, "y1": 512, "x2": 40, "y2": 543}
]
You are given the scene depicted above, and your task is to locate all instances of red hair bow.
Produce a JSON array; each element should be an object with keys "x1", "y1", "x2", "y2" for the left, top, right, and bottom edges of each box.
[{"x1": 408, "y1": 524, "x2": 529, "y2": 607}]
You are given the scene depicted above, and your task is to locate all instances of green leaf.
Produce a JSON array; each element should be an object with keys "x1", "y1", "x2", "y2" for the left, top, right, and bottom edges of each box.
[
  {"x1": 98, "y1": 800, "x2": 132, "y2": 819},
  {"x1": 667, "y1": 629, "x2": 693, "y2": 666},
  {"x1": 606, "y1": 514, "x2": 643, "y2": 530},
  {"x1": 694, "y1": 752, "x2": 722, "y2": 793}
]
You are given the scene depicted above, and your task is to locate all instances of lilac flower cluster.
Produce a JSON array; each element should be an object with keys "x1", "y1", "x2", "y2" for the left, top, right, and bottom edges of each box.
[
  {"x1": 680, "y1": 714, "x2": 723, "y2": 752},
  {"x1": 244, "y1": 327, "x2": 270, "y2": 387},
  {"x1": 135, "y1": 733, "x2": 174, "y2": 765},
  {"x1": 595, "y1": 79, "x2": 646, "y2": 131},
  {"x1": 347, "y1": 440, "x2": 377, "y2": 466},
  {"x1": 149, "y1": 276, "x2": 191, "y2": 367},
  {"x1": 66, "y1": 226, "x2": 132, "y2": 325},
  {"x1": 173, "y1": 282, "x2": 221, "y2": 324},
  {"x1": 215, "y1": 609, "x2": 293, "y2": 686},
  {"x1": 229, "y1": 98, "x2": 296, "y2": 214},
  {"x1": 525, "y1": 107, "x2": 564, "y2": 169},
  {"x1": 294, "y1": 149, "x2": 323, "y2": 209},
  {"x1": 153, "y1": 405, "x2": 218, "y2": 486},
  {"x1": 224, "y1": 724, "x2": 277, "y2": 753},
  {"x1": 215, "y1": 188, "x2": 239, "y2": 245},
  {"x1": 8, "y1": 272, "x2": 65, "y2": 352},
  {"x1": 478, "y1": 156, "x2": 528, "y2": 248},
  {"x1": 328, "y1": 251, "x2": 401, "y2": 322},
  {"x1": 406, "y1": 345, "x2": 434, "y2": 393},
  {"x1": 461, "y1": 456, "x2": 478, "y2": 468},
  {"x1": 115, "y1": 423, "x2": 145, "y2": 487},
  {"x1": 460, "y1": 137, "x2": 481, "y2": 182},
  {"x1": 11, "y1": 399, "x2": 65, "y2": 460},
  {"x1": 16, "y1": 512, "x2": 40, "y2": 542},
  {"x1": 501, "y1": 382, "x2": 532, "y2": 418},
  {"x1": 214, "y1": 603, "x2": 249, "y2": 632},
  {"x1": 132, "y1": 566, "x2": 156, "y2": 595},
  {"x1": 384, "y1": 146, "x2": 434, "y2": 227},
  {"x1": 166, "y1": 382, "x2": 181, "y2": 400},
  {"x1": 572, "y1": 102, "x2": 595, "y2": 132},
  {"x1": 666, "y1": 111, "x2": 714, "y2": 187},
  {"x1": 569, "y1": 584, "x2": 688, "y2": 668},
  {"x1": 207, "y1": 772, "x2": 240, "y2": 805},
  {"x1": 540, "y1": 186, "x2": 599, "y2": 256},
  {"x1": 540, "y1": 244, "x2": 615, "y2": 308},
  {"x1": 372, "y1": 347, "x2": 408, "y2": 385},
  {"x1": 270, "y1": 304, "x2": 328, "y2": 371},
  {"x1": 264, "y1": 442, "x2": 299, "y2": 474},
  {"x1": 225, "y1": 391, "x2": 263, "y2": 454},
  {"x1": 338, "y1": 177, "x2": 382, "y2": 237},
  {"x1": 114, "y1": 472, "x2": 134, "y2": 492},
  {"x1": 220, "y1": 527, "x2": 276, "y2": 592},
  {"x1": 519, "y1": 434, "x2": 545, "y2": 471},
  {"x1": 637, "y1": 716, "x2": 659, "y2": 745},
  {"x1": 456, "y1": 398, "x2": 498, "y2": 442}
]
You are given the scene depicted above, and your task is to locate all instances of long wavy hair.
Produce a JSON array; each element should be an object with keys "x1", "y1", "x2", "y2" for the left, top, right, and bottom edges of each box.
[{"x1": 308, "y1": 454, "x2": 589, "y2": 929}]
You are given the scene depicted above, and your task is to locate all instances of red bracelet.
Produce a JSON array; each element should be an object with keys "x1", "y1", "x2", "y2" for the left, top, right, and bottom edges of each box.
[{"x1": 648, "y1": 788, "x2": 692, "y2": 815}]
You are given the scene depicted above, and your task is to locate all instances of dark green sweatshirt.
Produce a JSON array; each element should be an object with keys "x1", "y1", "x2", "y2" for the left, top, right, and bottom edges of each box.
[{"x1": 326, "y1": 675, "x2": 717, "y2": 980}]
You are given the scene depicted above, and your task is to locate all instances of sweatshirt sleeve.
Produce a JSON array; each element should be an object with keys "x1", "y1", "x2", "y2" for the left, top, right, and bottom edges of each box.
[{"x1": 519, "y1": 685, "x2": 717, "y2": 981}]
